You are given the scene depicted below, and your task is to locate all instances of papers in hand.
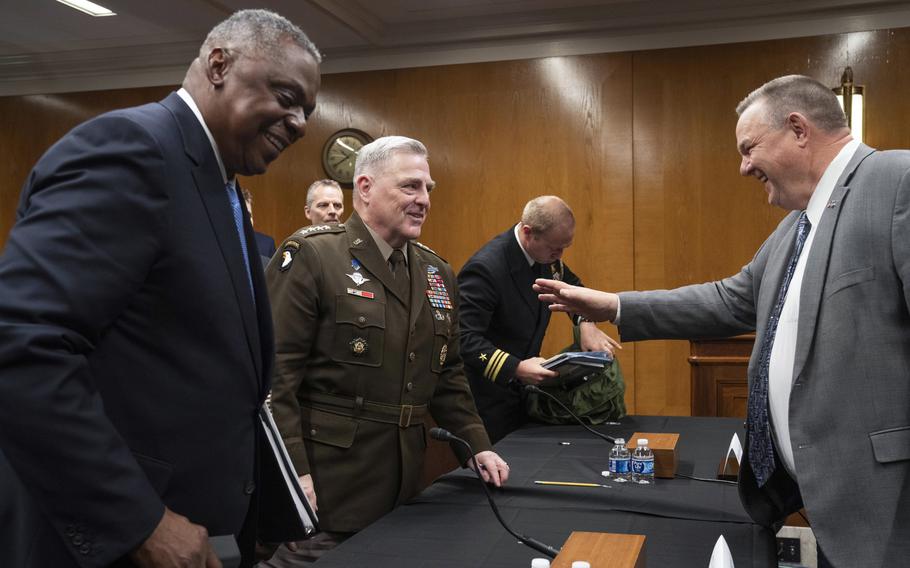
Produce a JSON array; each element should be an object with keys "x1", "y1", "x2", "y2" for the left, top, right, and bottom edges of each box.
[
  {"x1": 258, "y1": 404, "x2": 318, "y2": 541},
  {"x1": 540, "y1": 351, "x2": 613, "y2": 387}
]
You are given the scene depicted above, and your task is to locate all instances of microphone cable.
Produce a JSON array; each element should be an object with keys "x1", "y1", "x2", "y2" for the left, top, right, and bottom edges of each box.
[
  {"x1": 429, "y1": 427, "x2": 561, "y2": 559},
  {"x1": 524, "y1": 384, "x2": 616, "y2": 443}
]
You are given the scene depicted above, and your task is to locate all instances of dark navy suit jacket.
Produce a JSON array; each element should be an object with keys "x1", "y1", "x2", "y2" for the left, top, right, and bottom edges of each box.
[
  {"x1": 0, "y1": 93, "x2": 274, "y2": 567},
  {"x1": 255, "y1": 231, "x2": 277, "y2": 260},
  {"x1": 457, "y1": 227, "x2": 581, "y2": 443}
]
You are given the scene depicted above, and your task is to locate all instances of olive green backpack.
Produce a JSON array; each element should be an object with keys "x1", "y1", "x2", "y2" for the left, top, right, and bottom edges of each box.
[{"x1": 525, "y1": 326, "x2": 626, "y2": 425}]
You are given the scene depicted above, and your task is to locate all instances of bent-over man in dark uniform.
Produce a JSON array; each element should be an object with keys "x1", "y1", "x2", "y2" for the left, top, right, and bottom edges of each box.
[
  {"x1": 265, "y1": 136, "x2": 509, "y2": 564},
  {"x1": 458, "y1": 196, "x2": 619, "y2": 443}
]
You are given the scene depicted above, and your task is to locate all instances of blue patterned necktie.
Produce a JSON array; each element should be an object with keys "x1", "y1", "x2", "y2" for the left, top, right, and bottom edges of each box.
[
  {"x1": 748, "y1": 211, "x2": 811, "y2": 487},
  {"x1": 226, "y1": 181, "x2": 255, "y2": 302}
]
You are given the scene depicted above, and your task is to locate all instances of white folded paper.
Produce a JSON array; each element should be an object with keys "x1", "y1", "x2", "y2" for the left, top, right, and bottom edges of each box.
[
  {"x1": 728, "y1": 433, "x2": 743, "y2": 464},
  {"x1": 708, "y1": 535, "x2": 735, "y2": 568}
]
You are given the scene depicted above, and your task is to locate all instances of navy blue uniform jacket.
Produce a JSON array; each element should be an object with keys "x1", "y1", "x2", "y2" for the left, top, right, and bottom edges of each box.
[
  {"x1": 0, "y1": 93, "x2": 273, "y2": 567},
  {"x1": 457, "y1": 227, "x2": 581, "y2": 443}
]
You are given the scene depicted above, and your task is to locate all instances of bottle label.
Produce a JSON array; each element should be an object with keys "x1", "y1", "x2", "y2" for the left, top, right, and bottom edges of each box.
[
  {"x1": 609, "y1": 457, "x2": 630, "y2": 473},
  {"x1": 632, "y1": 457, "x2": 654, "y2": 474}
]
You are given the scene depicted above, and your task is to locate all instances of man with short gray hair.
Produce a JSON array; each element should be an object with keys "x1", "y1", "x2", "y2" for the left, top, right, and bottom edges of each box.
[
  {"x1": 304, "y1": 179, "x2": 344, "y2": 224},
  {"x1": 536, "y1": 74, "x2": 910, "y2": 567},
  {"x1": 266, "y1": 136, "x2": 508, "y2": 563}
]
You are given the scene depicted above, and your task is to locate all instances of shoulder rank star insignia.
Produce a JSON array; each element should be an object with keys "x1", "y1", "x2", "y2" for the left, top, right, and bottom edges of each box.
[
  {"x1": 347, "y1": 272, "x2": 370, "y2": 286},
  {"x1": 439, "y1": 344, "x2": 448, "y2": 366},
  {"x1": 479, "y1": 353, "x2": 488, "y2": 362}
]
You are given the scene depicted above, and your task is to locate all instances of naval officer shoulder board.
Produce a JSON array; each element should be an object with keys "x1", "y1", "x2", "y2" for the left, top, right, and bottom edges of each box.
[{"x1": 278, "y1": 223, "x2": 346, "y2": 272}]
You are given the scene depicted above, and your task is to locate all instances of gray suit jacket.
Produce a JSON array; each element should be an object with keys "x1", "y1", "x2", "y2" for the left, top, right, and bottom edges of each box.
[{"x1": 618, "y1": 144, "x2": 910, "y2": 567}]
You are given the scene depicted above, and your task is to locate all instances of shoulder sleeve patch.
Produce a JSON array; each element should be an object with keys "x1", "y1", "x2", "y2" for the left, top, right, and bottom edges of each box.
[{"x1": 278, "y1": 242, "x2": 299, "y2": 272}]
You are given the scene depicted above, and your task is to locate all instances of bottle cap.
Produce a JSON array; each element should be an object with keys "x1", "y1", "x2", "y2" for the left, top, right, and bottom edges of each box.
[
  {"x1": 531, "y1": 559, "x2": 551, "y2": 568},
  {"x1": 571, "y1": 562, "x2": 591, "y2": 568},
  {"x1": 638, "y1": 438, "x2": 648, "y2": 446},
  {"x1": 614, "y1": 438, "x2": 625, "y2": 445}
]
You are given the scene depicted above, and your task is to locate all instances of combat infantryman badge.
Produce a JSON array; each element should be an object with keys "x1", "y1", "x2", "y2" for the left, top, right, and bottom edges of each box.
[{"x1": 347, "y1": 272, "x2": 370, "y2": 286}]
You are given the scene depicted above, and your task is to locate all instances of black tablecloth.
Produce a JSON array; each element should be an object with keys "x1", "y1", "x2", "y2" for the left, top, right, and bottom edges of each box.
[{"x1": 317, "y1": 416, "x2": 777, "y2": 567}]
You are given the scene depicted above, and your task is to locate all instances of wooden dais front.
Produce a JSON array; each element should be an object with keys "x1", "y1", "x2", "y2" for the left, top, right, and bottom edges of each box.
[{"x1": 688, "y1": 335, "x2": 754, "y2": 418}]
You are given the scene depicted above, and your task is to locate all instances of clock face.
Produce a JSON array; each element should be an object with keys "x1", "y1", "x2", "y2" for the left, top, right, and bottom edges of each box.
[{"x1": 322, "y1": 130, "x2": 371, "y2": 186}]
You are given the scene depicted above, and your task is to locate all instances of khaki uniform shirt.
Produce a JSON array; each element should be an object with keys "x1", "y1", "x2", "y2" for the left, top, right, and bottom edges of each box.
[{"x1": 267, "y1": 212, "x2": 491, "y2": 532}]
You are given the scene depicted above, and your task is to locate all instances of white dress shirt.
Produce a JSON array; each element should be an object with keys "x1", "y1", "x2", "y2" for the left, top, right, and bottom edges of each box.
[
  {"x1": 176, "y1": 88, "x2": 229, "y2": 184},
  {"x1": 769, "y1": 138, "x2": 860, "y2": 478}
]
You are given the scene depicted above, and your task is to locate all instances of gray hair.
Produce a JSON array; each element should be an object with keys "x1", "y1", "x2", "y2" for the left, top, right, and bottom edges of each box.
[
  {"x1": 736, "y1": 75, "x2": 847, "y2": 132},
  {"x1": 201, "y1": 9, "x2": 322, "y2": 64},
  {"x1": 354, "y1": 136, "x2": 428, "y2": 178},
  {"x1": 521, "y1": 196, "x2": 574, "y2": 235},
  {"x1": 306, "y1": 179, "x2": 342, "y2": 206}
]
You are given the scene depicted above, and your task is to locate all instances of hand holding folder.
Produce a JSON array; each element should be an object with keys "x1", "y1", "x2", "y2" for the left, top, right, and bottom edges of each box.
[
  {"x1": 540, "y1": 350, "x2": 613, "y2": 387},
  {"x1": 258, "y1": 405, "x2": 319, "y2": 542}
]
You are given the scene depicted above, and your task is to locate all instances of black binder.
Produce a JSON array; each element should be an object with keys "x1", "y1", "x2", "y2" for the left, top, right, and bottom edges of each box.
[
  {"x1": 540, "y1": 351, "x2": 613, "y2": 387},
  {"x1": 257, "y1": 405, "x2": 318, "y2": 542}
]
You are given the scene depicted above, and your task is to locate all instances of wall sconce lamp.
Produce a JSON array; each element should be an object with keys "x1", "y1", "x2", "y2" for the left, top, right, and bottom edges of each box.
[{"x1": 833, "y1": 67, "x2": 864, "y2": 142}]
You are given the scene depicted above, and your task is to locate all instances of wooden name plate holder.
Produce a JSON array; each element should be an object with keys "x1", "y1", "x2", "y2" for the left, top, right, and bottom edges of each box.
[
  {"x1": 552, "y1": 531, "x2": 646, "y2": 568},
  {"x1": 628, "y1": 432, "x2": 679, "y2": 479}
]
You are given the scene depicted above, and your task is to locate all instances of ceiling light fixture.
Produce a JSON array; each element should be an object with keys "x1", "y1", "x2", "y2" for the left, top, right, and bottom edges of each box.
[{"x1": 55, "y1": 0, "x2": 116, "y2": 17}]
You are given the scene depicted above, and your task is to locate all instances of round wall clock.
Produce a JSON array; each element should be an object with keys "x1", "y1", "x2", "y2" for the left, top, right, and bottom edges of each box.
[{"x1": 321, "y1": 129, "x2": 372, "y2": 186}]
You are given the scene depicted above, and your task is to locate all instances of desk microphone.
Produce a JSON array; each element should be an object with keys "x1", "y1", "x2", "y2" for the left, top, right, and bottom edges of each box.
[
  {"x1": 429, "y1": 427, "x2": 561, "y2": 559},
  {"x1": 523, "y1": 384, "x2": 616, "y2": 443}
]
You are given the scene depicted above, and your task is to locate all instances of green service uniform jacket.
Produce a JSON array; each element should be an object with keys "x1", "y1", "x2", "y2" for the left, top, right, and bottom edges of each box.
[{"x1": 266, "y1": 212, "x2": 492, "y2": 532}]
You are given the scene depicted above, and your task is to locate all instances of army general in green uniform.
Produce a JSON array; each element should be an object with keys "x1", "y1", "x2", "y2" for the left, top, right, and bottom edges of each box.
[{"x1": 264, "y1": 136, "x2": 509, "y2": 563}]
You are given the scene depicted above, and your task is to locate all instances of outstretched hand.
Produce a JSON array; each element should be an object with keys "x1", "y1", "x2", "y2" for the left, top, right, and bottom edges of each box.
[{"x1": 534, "y1": 278, "x2": 620, "y2": 323}]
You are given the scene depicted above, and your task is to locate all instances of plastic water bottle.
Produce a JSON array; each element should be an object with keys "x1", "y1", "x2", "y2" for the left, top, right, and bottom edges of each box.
[
  {"x1": 531, "y1": 559, "x2": 551, "y2": 568},
  {"x1": 608, "y1": 438, "x2": 631, "y2": 483},
  {"x1": 631, "y1": 439, "x2": 655, "y2": 484}
]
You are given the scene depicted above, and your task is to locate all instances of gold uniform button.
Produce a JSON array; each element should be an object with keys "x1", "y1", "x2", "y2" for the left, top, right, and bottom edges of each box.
[
  {"x1": 408, "y1": 352, "x2": 416, "y2": 362},
  {"x1": 406, "y1": 382, "x2": 414, "y2": 391},
  {"x1": 358, "y1": 316, "x2": 366, "y2": 323},
  {"x1": 310, "y1": 428, "x2": 317, "y2": 436}
]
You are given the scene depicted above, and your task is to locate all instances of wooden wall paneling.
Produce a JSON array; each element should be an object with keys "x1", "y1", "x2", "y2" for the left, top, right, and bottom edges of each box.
[
  {"x1": 4, "y1": 27, "x2": 910, "y2": 421},
  {"x1": 632, "y1": 42, "x2": 792, "y2": 416},
  {"x1": 0, "y1": 87, "x2": 174, "y2": 251},
  {"x1": 629, "y1": 29, "x2": 910, "y2": 416}
]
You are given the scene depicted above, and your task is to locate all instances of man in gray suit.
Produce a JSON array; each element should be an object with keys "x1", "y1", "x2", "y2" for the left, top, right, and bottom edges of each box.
[{"x1": 535, "y1": 75, "x2": 910, "y2": 567}]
